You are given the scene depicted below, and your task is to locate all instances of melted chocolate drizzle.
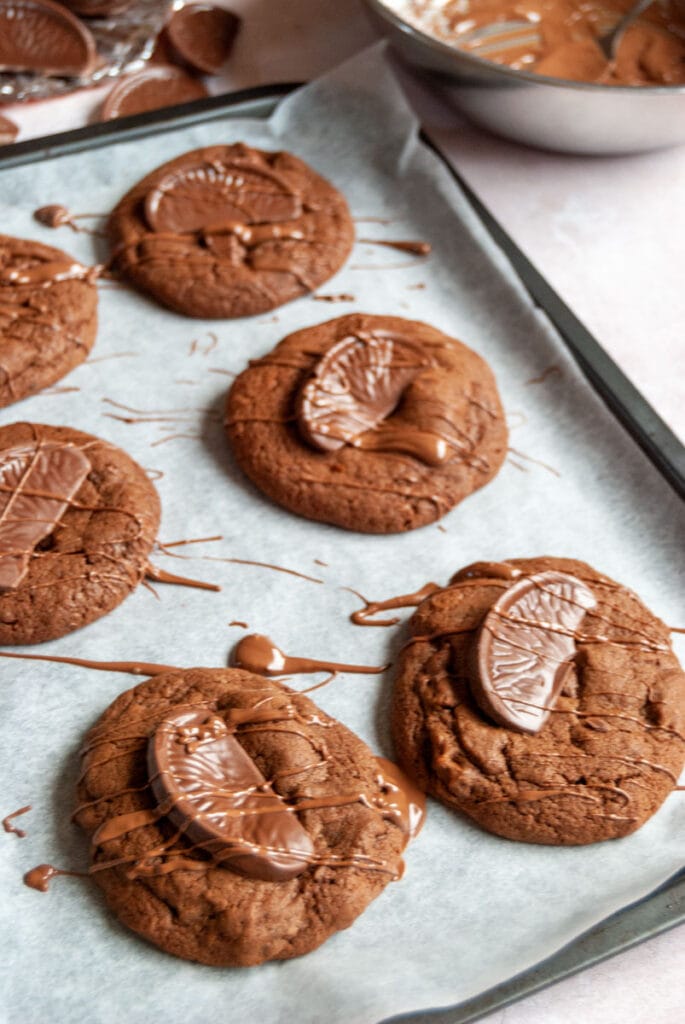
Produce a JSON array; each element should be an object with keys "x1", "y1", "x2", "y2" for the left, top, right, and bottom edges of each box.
[
  {"x1": 233, "y1": 633, "x2": 389, "y2": 676},
  {"x1": 2, "y1": 804, "x2": 31, "y2": 837}
]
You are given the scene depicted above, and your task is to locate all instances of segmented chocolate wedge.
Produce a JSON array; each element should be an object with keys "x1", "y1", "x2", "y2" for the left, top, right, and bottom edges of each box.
[
  {"x1": 297, "y1": 332, "x2": 431, "y2": 453},
  {"x1": 473, "y1": 571, "x2": 597, "y2": 733},
  {"x1": 149, "y1": 708, "x2": 315, "y2": 881},
  {"x1": 144, "y1": 160, "x2": 302, "y2": 234},
  {"x1": 0, "y1": 0, "x2": 96, "y2": 76}
]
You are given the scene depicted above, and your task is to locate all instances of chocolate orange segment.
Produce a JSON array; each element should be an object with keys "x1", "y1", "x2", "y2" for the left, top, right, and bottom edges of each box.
[
  {"x1": 143, "y1": 158, "x2": 302, "y2": 234},
  {"x1": 100, "y1": 65, "x2": 207, "y2": 121},
  {"x1": 148, "y1": 708, "x2": 315, "y2": 881},
  {"x1": 0, "y1": 0, "x2": 96, "y2": 76},
  {"x1": 0, "y1": 442, "x2": 91, "y2": 590},
  {"x1": 473, "y1": 571, "x2": 597, "y2": 733},
  {"x1": 166, "y1": 3, "x2": 241, "y2": 75},
  {"x1": 297, "y1": 333, "x2": 431, "y2": 453}
]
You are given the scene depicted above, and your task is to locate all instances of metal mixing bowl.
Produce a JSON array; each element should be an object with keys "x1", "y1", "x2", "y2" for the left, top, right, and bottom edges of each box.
[{"x1": 363, "y1": 0, "x2": 685, "y2": 154}]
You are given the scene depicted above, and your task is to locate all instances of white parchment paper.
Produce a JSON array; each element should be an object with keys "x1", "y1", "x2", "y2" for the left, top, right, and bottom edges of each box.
[{"x1": 0, "y1": 44, "x2": 683, "y2": 1024}]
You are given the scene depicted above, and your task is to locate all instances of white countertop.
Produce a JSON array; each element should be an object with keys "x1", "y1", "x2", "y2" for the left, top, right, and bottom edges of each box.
[{"x1": 2, "y1": 2, "x2": 683, "y2": 1021}]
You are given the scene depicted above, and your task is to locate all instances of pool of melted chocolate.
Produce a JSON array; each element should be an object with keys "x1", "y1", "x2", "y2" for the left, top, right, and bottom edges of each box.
[{"x1": 391, "y1": 0, "x2": 685, "y2": 85}]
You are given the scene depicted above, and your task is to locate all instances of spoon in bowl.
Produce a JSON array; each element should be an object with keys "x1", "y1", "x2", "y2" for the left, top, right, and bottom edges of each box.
[{"x1": 459, "y1": 0, "x2": 656, "y2": 66}]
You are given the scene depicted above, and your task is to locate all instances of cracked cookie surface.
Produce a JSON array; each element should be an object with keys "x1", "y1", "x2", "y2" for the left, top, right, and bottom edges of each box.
[
  {"x1": 0, "y1": 422, "x2": 159, "y2": 644},
  {"x1": 0, "y1": 234, "x2": 97, "y2": 407},
  {"x1": 392, "y1": 556, "x2": 685, "y2": 844},
  {"x1": 225, "y1": 313, "x2": 508, "y2": 533},
  {"x1": 75, "y1": 668, "x2": 408, "y2": 966}
]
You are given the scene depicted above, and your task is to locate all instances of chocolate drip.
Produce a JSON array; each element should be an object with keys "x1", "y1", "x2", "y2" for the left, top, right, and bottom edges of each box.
[
  {"x1": 0, "y1": 650, "x2": 181, "y2": 676},
  {"x1": 374, "y1": 758, "x2": 425, "y2": 839},
  {"x1": 233, "y1": 633, "x2": 389, "y2": 676},
  {"x1": 354, "y1": 423, "x2": 455, "y2": 466},
  {"x1": 473, "y1": 571, "x2": 597, "y2": 733},
  {"x1": 34, "y1": 205, "x2": 75, "y2": 230},
  {"x1": 450, "y1": 561, "x2": 522, "y2": 584},
  {"x1": 2, "y1": 804, "x2": 31, "y2": 837},
  {"x1": 516, "y1": 750, "x2": 679, "y2": 785},
  {"x1": 348, "y1": 582, "x2": 440, "y2": 627},
  {"x1": 24, "y1": 863, "x2": 86, "y2": 892},
  {"x1": 499, "y1": 694, "x2": 685, "y2": 743},
  {"x1": 526, "y1": 365, "x2": 561, "y2": 386},
  {"x1": 221, "y1": 558, "x2": 323, "y2": 584},
  {"x1": 0, "y1": 259, "x2": 98, "y2": 287},
  {"x1": 145, "y1": 562, "x2": 220, "y2": 593},
  {"x1": 359, "y1": 238, "x2": 432, "y2": 255}
]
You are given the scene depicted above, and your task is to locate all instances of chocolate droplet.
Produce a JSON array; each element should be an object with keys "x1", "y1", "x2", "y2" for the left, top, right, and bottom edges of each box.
[
  {"x1": 472, "y1": 571, "x2": 596, "y2": 734},
  {"x1": 0, "y1": 0, "x2": 97, "y2": 77},
  {"x1": 297, "y1": 332, "x2": 431, "y2": 453},
  {"x1": 143, "y1": 158, "x2": 301, "y2": 235},
  {"x1": 100, "y1": 65, "x2": 208, "y2": 122},
  {"x1": 148, "y1": 709, "x2": 315, "y2": 882},
  {"x1": 166, "y1": 4, "x2": 241, "y2": 75},
  {"x1": 374, "y1": 757, "x2": 425, "y2": 840},
  {"x1": 0, "y1": 442, "x2": 91, "y2": 590},
  {"x1": 34, "y1": 204, "x2": 73, "y2": 229}
]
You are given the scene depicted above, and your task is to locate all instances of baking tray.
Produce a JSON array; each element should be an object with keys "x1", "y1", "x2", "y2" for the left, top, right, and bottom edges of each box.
[{"x1": 1, "y1": 85, "x2": 683, "y2": 1024}]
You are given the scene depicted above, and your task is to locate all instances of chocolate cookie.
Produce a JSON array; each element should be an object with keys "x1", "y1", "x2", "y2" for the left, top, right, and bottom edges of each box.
[
  {"x1": 0, "y1": 234, "x2": 98, "y2": 407},
  {"x1": 392, "y1": 557, "x2": 685, "y2": 844},
  {"x1": 74, "y1": 667, "x2": 423, "y2": 966},
  {"x1": 225, "y1": 314, "x2": 508, "y2": 533},
  {"x1": 0, "y1": 422, "x2": 160, "y2": 644},
  {"x1": 107, "y1": 143, "x2": 354, "y2": 318}
]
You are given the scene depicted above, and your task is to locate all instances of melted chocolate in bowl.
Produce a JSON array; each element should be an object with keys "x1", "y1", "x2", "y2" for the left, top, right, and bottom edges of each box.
[{"x1": 386, "y1": 0, "x2": 685, "y2": 84}]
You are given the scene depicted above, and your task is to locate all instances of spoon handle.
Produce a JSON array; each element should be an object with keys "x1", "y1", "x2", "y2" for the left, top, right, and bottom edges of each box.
[{"x1": 601, "y1": 0, "x2": 656, "y2": 60}]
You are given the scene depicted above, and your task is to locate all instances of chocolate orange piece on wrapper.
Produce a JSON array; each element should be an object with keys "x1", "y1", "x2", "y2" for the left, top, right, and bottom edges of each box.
[
  {"x1": 166, "y1": 3, "x2": 241, "y2": 74},
  {"x1": 0, "y1": 0, "x2": 96, "y2": 76},
  {"x1": 100, "y1": 64, "x2": 208, "y2": 120}
]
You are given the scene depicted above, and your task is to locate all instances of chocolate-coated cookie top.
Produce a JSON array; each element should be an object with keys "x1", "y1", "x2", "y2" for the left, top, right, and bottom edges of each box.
[
  {"x1": 0, "y1": 422, "x2": 160, "y2": 644},
  {"x1": 392, "y1": 556, "x2": 685, "y2": 845},
  {"x1": 107, "y1": 143, "x2": 354, "y2": 318},
  {"x1": 0, "y1": 233, "x2": 98, "y2": 407},
  {"x1": 225, "y1": 313, "x2": 508, "y2": 533},
  {"x1": 75, "y1": 668, "x2": 422, "y2": 966}
]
